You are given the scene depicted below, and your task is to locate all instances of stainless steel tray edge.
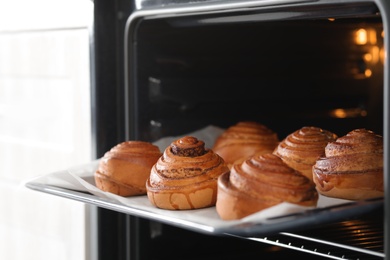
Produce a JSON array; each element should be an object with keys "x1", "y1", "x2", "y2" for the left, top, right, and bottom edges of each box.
[
  {"x1": 25, "y1": 181, "x2": 384, "y2": 237},
  {"x1": 25, "y1": 182, "x2": 217, "y2": 234}
]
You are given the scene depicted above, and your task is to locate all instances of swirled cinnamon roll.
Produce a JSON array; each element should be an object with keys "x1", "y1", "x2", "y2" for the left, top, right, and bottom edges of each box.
[
  {"x1": 212, "y1": 121, "x2": 279, "y2": 168},
  {"x1": 95, "y1": 141, "x2": 162, "y2": 196},
  {"x1": 273, "y1": 126, "x2": 337, "y2": 180},
  {"x1": 146, "y1": 136, "x2": 229, "y2": 210},
  {"x1": 216, "y1": 153, "x2": 318, "y2": 220},
  {"x1": 313, "y1": 129, "x2": 383, "y2": 200}
]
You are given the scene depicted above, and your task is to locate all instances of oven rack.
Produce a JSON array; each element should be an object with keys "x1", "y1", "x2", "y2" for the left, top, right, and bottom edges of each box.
[{"x1": 234, "y1": 210, "x2": 384, "y2": 260}]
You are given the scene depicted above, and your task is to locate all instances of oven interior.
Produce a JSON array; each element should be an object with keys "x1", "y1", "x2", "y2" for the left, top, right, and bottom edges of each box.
[
  {"x1": 128, "y1": 2, "x2": 384, "y2": 141},
  {"x1": 123, "y1": 2, "x2": 385, "y2": 259}
]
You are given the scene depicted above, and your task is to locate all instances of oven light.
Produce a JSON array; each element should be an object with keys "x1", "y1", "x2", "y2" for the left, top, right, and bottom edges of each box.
[
  {"x1": 364, "y1": 53, "x2": 372, "y2": 62},
  {"x1": 332, "y1": 109, "x2": 347, "y2": 118},
  {"x1": 330, "y1": 108, "x2": 367, "y2": 118},
  {"x1": 369, "y1": 46, "x2": 380, "y2": 64},
  {"x1": 368, "y1": 30, "x2": 377, "y2": 44},
  {"x1": 380, "y1": 47, "x2": 385, "y2": 64},
  {"x1": 328, "y1": 18, "x2": 335, "y2": 22},
  {"x1": 355, "y1": 28, "x2": 377, "y2": 45},
  {"x1": 355, "y1": 29, "x2": 367, "y2": 45},
  {"x1": 365, "y1": 69, "x2": 372, "y2": 77}
]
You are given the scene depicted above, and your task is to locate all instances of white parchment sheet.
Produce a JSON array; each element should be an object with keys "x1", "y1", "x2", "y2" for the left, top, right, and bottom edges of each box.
[{"x1": 25, "y1": 125, "x2": 351, "y2": 229}]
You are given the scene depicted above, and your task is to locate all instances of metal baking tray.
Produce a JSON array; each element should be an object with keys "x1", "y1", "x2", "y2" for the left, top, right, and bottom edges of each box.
[{"x1": 25, "y1": 160, "x2": 383, "y2": 238}]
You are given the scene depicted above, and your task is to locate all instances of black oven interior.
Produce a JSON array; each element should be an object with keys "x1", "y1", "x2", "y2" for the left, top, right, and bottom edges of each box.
[
  {"x1": 127, "y1": 3, "x2": 384, "y2": 143},
  {"x1": 92, "y1": 1, "x2": 386, "y2": 260}
]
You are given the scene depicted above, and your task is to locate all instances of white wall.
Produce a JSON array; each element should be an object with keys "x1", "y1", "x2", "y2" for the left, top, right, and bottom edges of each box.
[{"x1": 0, "y1": 1, "x2": 93, "y2": 259}]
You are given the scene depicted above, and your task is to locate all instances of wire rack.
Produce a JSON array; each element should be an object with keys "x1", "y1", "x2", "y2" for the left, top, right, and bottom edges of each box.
[{"x1": 239, "y1": 209, "x2": 384, "y2": 260}]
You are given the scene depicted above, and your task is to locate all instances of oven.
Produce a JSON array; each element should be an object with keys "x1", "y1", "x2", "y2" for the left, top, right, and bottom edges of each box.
[{"x1": 27, "y1": 0, "x2": 389, "y2": 259}]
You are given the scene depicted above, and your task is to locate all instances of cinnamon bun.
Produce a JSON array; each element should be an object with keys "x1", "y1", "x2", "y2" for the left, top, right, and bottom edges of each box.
[
  {"x1": 273, "y1": 126, "x2": 337, "y2": 180},
  {"x1": 216, "y1": 153, "x2": 318, "y2": 220},
  {"x1": 313, "y1": 129, "x2": 383, "y2": 200},
  {"x1": 212, "y1": 121, "x2": 279, "y2": 167},
  {"x1": 146, "y1": 136, "x2": 229, "y2": 210},
  {"x1": 95, "y1": 141, "x2": 162, "y2": 196}
]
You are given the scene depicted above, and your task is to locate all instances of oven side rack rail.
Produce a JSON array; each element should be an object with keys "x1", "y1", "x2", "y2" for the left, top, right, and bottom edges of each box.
[
  {"x1": 229, "y1": 208, "x2": 385, "y2": 260},
  {"x1": 238, "y1": 234, "x2": 384, "y2": 260}
]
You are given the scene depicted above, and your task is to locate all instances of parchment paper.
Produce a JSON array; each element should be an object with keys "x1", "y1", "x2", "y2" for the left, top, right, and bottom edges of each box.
[{"x1": 25, "y1": 125, "x2": 351, "y2": 229}]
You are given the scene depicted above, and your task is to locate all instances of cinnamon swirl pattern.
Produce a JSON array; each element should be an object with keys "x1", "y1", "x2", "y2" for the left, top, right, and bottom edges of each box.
[
  {"x1": 146, "y1": 136, "x2": 229, "y2": 210},
  {"x1": 95, "y1": 141, "x2": 162, "y2": 196},
  {"x1": 313, "y1": 129, "x2": 384, "y2": 200},
  {"x1": 213, "y1": 121, "x2": 279, "y2": 167},
  {"x1": 273, "y1": 126, "x2": 337, "y2": 180},
  {"x1": 216, "y1": 153, "x2": 318, "y2": 220}
]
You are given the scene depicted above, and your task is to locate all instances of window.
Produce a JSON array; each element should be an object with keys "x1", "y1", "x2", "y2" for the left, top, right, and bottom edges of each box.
[{"x1": 0, "y1": 1, "x2": 93, "y2": 259}]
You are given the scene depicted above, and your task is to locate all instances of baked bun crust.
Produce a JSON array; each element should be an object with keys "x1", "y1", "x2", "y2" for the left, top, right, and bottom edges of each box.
[
  {"x1": 213, "y1": 121, "x2": 279, "y2": 167},
  {"x1": 146, "y1": 136, "x2": 229, "y2": 210},
  {"x1": 94, "y1": 141, "x2": 161, "y2": 196},
  {"x1": 216, "y1": 153, "x2": 318, "y2": 220},
  {"x1": 273, "y1": 126, "x2": 337, "y2": 180},
  {"x1": 313, "y1": 129, "x2": 383, "y2": 200}
]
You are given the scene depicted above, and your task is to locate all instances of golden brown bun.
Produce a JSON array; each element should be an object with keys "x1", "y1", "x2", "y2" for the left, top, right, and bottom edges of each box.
[
  {"x1": 212, "y1": 121, "x2": 279, "y2": 167},
  {"x1": 313, "y1": 129, "x2": 383, "y2": 200},
  {"x1": 216, "y1": 153, "x2": 318, "y2": 220},
  {"x1": 146, "y1": 136, "x2": 229, "y2": 210},
  {"x1": 273, "y1": 126, "x2": 338, "y2": 180},
  {"x1": 94, "y1": 141, "x2": 162, "y2": 196}
]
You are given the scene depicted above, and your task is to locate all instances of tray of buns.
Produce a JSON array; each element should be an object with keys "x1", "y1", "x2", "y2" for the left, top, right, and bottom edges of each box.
[{"x1": 25, "y1": 124, "x2": 384, "y2": 237}]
